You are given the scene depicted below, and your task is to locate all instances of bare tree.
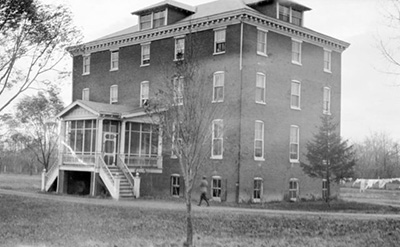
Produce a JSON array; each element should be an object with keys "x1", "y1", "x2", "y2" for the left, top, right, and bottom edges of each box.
[
  {"x1": 0, "y1": 0, "x2": 81, "y2": 112},
  {"x1": 146, "y1": 34, "x2": 225, "y2": 246}
]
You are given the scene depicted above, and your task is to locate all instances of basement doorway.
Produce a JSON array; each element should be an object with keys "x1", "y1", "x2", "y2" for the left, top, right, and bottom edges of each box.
[{"x1": 66, "y1": 171, "x2": 91, "y2": 195}]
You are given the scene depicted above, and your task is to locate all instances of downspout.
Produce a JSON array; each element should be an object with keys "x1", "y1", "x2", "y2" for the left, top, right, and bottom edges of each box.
[{"x1": 236, "y1": 17, "x2": 244, "y2": 203}]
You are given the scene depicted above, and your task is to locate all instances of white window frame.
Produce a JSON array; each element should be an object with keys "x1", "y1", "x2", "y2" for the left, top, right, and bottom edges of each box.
[
  {"x1": 290, "y1": 80, "x2": 301, "y2": 110},
  {"x1": 110, "y1": 50, "x2": 119, "y2": 71},
  {"x1": 323, "y1": 87, "x2": 331, "y2": 115},
  {"x1": 257, "y1": 29, "x2": 268, "y2": 56},
  {"x1": 256, "y1": 73, "x2": 266, "y2": 104},
  {"x1": 322, "y1": 179, "x2": 328, "y2": 199},
  {"x1": 141, "y1": 43, "x2": 151, "y2": 66},
  {"x1": 289, "y1": 178, "x2": 299, "y2": 201},
  {"x1": 153, "y1": 10, "x2": 166, "y2": 28},
  {"x1": 211, "y1": 119, "x2": 223, "y2": 159},
  {"x1": 277, "y1": 3, "x2": 303, "y2": 26},
  {"x1": 82, "y1": 88, "x2": 89, "y2": 101},
  {"x1": 173, "y1": 76, "x2": 184, "y2": 105},
  {"x1": 212, "y1": 71, "x2": 224, "y2": 103},
  {"x1": 324, "y1": 49, "x2": 332, "y2": 73},
  {"x1": 211, "y1": 176, "x2": 222, "y2": 202},
  {"x1": 171, "y1": 174, "x2": 180, "y2": 197},
  {"x1": 214, "y1": 28, "x2": 226, "y2": 55},
  {"x1": 253, "y1": 177, "x2": 263, "y2": 202},
  {"x1": 174, "y1": 36, "x2": 185, "y2": 61},
  {"x1": 289, "y1": 125, "x2": 299, "y2": 162},
  {"x1": 110, "y1": 85, "x2": 118, "y2": 104},
  {"x1": 140, "y1": 81, "x2": 149, "y2": 107},
  {"x1": 291, "y1": 39, "x2": 302, "y2": 65},
  {"x1": 254, "y1": 121, "x2": 264, "y2": 160},
  {"x1": 139, "y1": 10, "x2": 167, "y2": 30},
  {"x1": 140, "y1": 13, "x2": 152, "y2": 30},
  {"x1": 82, "y1": 54, "x2": 90, "y2": 75}
]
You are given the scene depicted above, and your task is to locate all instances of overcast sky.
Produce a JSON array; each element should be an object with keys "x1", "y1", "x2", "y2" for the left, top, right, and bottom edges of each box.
[{"x1": 43, "y1": 0, "x2": 400, "y2": 143}]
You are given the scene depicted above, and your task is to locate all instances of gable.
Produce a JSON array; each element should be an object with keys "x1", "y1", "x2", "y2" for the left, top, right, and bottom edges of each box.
[{"x1": 62, "y1": 105, "x2": 98, "y2": 120}]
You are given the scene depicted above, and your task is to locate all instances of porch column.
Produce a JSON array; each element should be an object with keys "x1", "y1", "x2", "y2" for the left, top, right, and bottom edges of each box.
[
  {"x1": 96, "y1": 118, "x2": 104, "y2": 158},
  {"x1": 120, "y1": 120, "x2": 126, "y2": 155},
  {"x1": 58, "y1": 120, "x2": 66, "y2": 167}
]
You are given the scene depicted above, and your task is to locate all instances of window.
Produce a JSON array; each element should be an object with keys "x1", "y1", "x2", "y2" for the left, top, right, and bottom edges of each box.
[
  {"x1": 213, "y1": 72, "x2": 224, "y2": 102},
  {"x1": 254, "y1": 121, "x2": 264, "y2": 160},
  {"x1": 278, "y1": 4, "x2": 303, "y2": 26},
  {"x1": 82, "y1": 55, "x2": 90, "y2": 75},
  {"x1": 171, "y1": 174, "x2": 180, "y2": 197},
  {"x1": 140, "y1": 13, "x2": 152, "y2": 30},
  {"x1": 211, "y1": 176, "x2": 222, "y2": 201},
  {"x1": 214, "y1": 29, "x2": 226, "y2": 54},
  {"x1": 290, "y1": 80, "x2": 301, "y2": 109},
  {"x1": 292, "y1": 40, "x2": 302, "y2": 65},
  {"x1": 253, "y1": 178, "x2": 263, "y2": 202},
  {"x1": 82, "y1": 88, "x2": 89, "y2": 101},
  {"x1": 256, "y1": 73, "x2": 266, "y2": 104},
  {"x1": 289, "y1": 178, "x2": 299, "y2": 201},
  {"x1": 290, "y1": 125, "x2": 299, "y2": 162},
  {"x1": 140, "y1": 81, "x2": 149, "y2": 107},
  {"x1": 124, "y1": 122, "x2": 159, "y2": 166},
  {"x1": 110, "y1": 50, "x2": 119, "y2": 71},
  {"x1": 141, "y1": 43, "x2": 150, "y2": 66},
  {"x1": 257, "y1": 30, "x2": 267, "y2": 55},
  {"x1": 65, "y1": 120, "x2": 97, "y2": 155},
  {"x1": 153, "y1": 10, "x2": 166, "y2": 28},
  {"x1": 175, "y1": 37, "x2": 185, "y2": 60},
  {"x1": 324, "y1": 49, "x2": 332, "y2": 72},
  {"x1": 110, "y1": 85, "x2": 118, "y2": 104},
  {"x1": 322, "y1": 179, "x2": 328, "y2": 200},
  {"x1": 212, "y1": 119, "x2": 223, "y2": 159},
  {"x1": 323, "y1": 87, "x2": 331, "y2": 115},
  {"x1": 173, "y1": 77, "x2": 184, "y2": 105}
]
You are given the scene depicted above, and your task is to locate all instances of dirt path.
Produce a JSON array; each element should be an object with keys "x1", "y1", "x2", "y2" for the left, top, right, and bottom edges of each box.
[{"x1": 1, "y1": 188, "x2": 400, "y2": 220}]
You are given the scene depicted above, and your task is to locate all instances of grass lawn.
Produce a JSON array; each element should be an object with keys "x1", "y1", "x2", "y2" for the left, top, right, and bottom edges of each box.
[
  {"x1": 0, "y1": 174, "x2": 41, "y2": 192},
  {"x1": 1, "y1": 193, "x2": 400, "y2": 247}
]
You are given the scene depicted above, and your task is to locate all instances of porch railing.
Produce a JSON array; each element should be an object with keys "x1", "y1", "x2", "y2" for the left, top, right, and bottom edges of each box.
[
  {"x1": 98, "y1": 155, "x2": 120, "y2": 199},
  {"x1": 62, "y1": 153, "x2": 96, "y2": 166},
  {"x1": 43, "y1": 160, "x2": 59, "y2": 191},
  {"x1": 124, "y1": 155, "x2": 159, "y2": 168},
  {"x1": 116, "y1": 155, "x2": 135, "y2": 192}
]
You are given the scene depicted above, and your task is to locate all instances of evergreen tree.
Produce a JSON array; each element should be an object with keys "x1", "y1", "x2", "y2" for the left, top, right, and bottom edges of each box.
[{"x1": 300, "y1": 115, "x2": 356, "y2": 201}]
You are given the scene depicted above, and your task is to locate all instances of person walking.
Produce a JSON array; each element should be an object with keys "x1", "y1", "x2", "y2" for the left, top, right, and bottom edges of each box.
[{"x1": 198, "y1": 176, "x2": 210, "y2": 206}]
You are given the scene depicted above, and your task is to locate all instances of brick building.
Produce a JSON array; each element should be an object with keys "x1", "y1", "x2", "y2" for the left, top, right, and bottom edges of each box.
[{"x1": 43, "y1": 0, "x2": 349, "y2": 202}]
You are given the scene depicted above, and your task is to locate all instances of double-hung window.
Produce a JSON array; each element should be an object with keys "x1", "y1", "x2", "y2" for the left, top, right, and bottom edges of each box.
[
  {"x1": 171, "y1": 174, "x2": 180, "y2": 197},
  {"x1": 110, "y1": 85, "x2": 118, "y2": 104},
  {"x1": 211, "y1": 119, "x2": 223, "y2": 159},
  {"x1": 140, "y1": 81, "x2": 149, "y2": 107},
  {"x1": 213, "y1": 72, "x2": 224, "y2": 102},
  {"x1": 140, "y1": 13, "x2": 152, "y2": 30},
  {"x1": 82, "y1": 55, "x2": 90, "y2": 75},
  {"x1": 141, "y1": 43, "x2": 150, "y2": 66},
  {"x1": 253, "y1": 178, "x2": 263, "y2": 202},
  {"x1": 292, "y1": 39, "x2": 302, "y2": 65},
  {"x1": 214, "y1": 29, "x2": 226, "y2": 54},
  {"x1": 290, "y1": 125, "x2": 299, "y2": 162},
  {"x1": 278, "y1": 4, "x2": 303, "y2": 26},
  {"x1": 153, "y1": 10, "x2": 166, "y2": 28},
  {"x1": 110, "y1": 50, "x2": 119, "y2": 71},
  {"x1": 173, "y1": 77, "x2": 184, "y2": 105},
  {"x1": 324, "y1": 49, "x2": 332, "y2": 73},
  {"x1": 211, "y1": 176, "x2": 222, "y2": 201},
  {"x1": 289, "y1": 178, "x2": 299, "y2": 201},
  {"x1": 291, "y1": 9, "x2": 303, "y2": 26},
  {"x1": 279, "y1": 5, "x2": 290, "y2": 22},
  {"x1": 82, "y1": 88, "x2": 89, "y2": 101},
  {"x1": 290, "y1": 80, "x2": 301, "y2": 109},
  {"x1": 175, "y1": 37, "x2": 185, "y2": 60},
  {"x1": 254, "y1": 121, "x2": 264, "y2": 160},
  {"x1": 323, "y1": 87, "x2": 331, "y2": 115},
  {"x1": 256, "y1": 73, "x2": 266, "y2": 104},
  {"x1": 257, "y1": 29, "x2": 267, "y2": 56}
]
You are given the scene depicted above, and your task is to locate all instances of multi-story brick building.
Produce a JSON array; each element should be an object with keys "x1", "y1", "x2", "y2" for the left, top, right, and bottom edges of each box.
[{"x1": 44, "y1": 0, "x2": 349, "y2": 202}]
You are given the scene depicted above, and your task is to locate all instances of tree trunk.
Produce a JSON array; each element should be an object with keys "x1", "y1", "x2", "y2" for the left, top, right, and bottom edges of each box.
[{"x1": 184, "y1": 191, "x2": 193, "y2": 247}]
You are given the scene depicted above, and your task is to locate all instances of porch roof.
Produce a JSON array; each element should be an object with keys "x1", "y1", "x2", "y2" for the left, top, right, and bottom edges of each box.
[{"x1": 56, "y1": 100, "x2": 145, "y2": 119}]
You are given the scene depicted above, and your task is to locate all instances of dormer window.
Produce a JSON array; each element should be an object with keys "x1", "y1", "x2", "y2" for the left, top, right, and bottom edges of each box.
[
  {"x1": 139, "y1": 10, "x2": 166, "y2": 30},
  {"x1": 278, "y1": 3, "x2": 303, "y2": 26}
]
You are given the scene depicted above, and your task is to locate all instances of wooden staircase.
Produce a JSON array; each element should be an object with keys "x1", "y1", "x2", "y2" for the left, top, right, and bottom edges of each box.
[{"x1": 107, "y1": 166, "x2": 135, "y2": 199}]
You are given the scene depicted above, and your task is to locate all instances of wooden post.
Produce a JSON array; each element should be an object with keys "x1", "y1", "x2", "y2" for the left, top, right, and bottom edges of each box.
[
  {"x1": 115, "y1": 178, "x2": 120, "y2": 200},
  {"x1": 41, "y1": 169, "x2": 47, "y2": 191},
  {"x1": 133, "y1": 172, "x2": 141, "y2": 198}
]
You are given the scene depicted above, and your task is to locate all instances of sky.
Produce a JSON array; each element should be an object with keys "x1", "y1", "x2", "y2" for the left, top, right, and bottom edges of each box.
[{"x1": 41, "y1": 0, "x2": 400, "y2": 143}]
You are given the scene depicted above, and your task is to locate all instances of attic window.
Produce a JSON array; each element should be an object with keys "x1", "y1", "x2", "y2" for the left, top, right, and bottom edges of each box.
[
  {"x1": 278, "y1": 3, "x2": 303, "y2": 26},
  {"x1": 139, "y1": 10, "x2": 167, "y2": 30}
]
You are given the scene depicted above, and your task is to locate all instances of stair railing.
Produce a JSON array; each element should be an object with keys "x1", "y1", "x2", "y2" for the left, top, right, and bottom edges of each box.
[
  {"x1": 44, "y1": 161, "x2": 59, "y2": 191},
  {"x1": 98, "y1": 154, "x2": 120, "y2": 199},
  {"x1": 116, "y1": 154, "x2": 135, "y2": 193}
]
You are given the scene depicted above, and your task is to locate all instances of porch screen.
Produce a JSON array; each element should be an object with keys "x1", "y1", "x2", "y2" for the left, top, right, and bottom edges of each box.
[
  {"x1": 65, "y1": 120, "x2": 97, "y2": 154},
  {"x1": 124, "y1": 122, "x2": 158, "y2": 166}
]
